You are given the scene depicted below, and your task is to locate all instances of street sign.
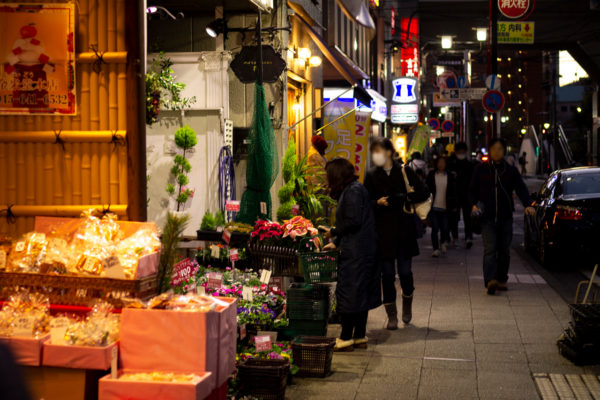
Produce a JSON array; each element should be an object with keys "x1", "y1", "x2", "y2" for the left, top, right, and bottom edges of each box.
[
  {"x1": 441, "y1": 131, "x2": 455, "y2": 138},
  {"x1": 428, "y1": 118, "x2": 440, "y2": 130},
  {"x1": 441, "y1": 120, "x2": 454, "y2": 133},
  {"x1": 498, "y1": 0, "x2": 531, "y2": 19},
  {"x1": 391, "y1": 104, "x2": 419, "y2": 124},
  {"x1": 392, "y1": 77, "x2": 418, "y2": 103},
  {"x1": 430, "y1": 131, "x2": 441, "y2": 139},
  {"x1": 433, "y1": 93, "x2": 460, "y2": 107},
  {"x1": 498, "y1": 21, "x2": 534, "y2": 44},
  {"x1": 436, "y1": 70, "x2": 458, "y2": 89},
  {"x1": 482, "y1": 90, "x2": 506, "y2": 113},
  {"x1": 439, "y1": 88, "x2": 487, "y2": 101},
  {"x1": 485, "y1": 75, "x2": 501, "y2": 90},
  {"x1": 230, "y1": 45, "x2": 286, "y2": 84}
]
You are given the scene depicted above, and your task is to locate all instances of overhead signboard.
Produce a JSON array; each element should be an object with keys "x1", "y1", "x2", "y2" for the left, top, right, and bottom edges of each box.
[
  {"x1": 498, "y1": 21, "x2": 534, "y2": 44},
  {"x1": 392, "y1": 77, "x2": 418, "y2": 103},
  {"x1": 390, "y1": 104, "x2": 418, "y2": 124},
  {"x1": 400, "y1": 18, "x2": 419, "y2": 78},
  {"x1": 230, "y1": 45, "x2": 286, "y2": 84},
  {"x1": 367, "y1": 89, "x2": 387, "y2": 123},
  {"x1": 498, "y1": 0, "x2": 531, "y2": 19},
  {"x1": 433, "y1": 93, "x2": 460, "y2": 107},
  {"x1": 439, "y1": 88, "x2": 487, "y2": 101}
]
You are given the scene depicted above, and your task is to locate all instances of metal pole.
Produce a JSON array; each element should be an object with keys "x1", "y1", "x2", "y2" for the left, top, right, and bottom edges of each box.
[
  {"x1": 257, "y1": 10, "x2": 263, "y2": 85},
  {"x1": 287, "y1": 85, "x2": 357, "y2": 132},
  {"x1": 593, "y1": 85, "x2": 599, "y2": 165},
  {"x1": 491, "y1": 0, "x2": 499, "y2": 138}
]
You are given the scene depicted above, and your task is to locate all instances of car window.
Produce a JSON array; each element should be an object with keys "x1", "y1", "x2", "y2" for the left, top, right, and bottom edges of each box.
[
  {"x1": 562, "y1": 173, "x2": 600, "y2": 195},
  {"x1": 540, "y1": 173, "x2": 558, "y2": 198}
]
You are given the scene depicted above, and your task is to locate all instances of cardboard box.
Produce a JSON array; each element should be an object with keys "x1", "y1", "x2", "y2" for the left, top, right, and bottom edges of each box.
[
  {"x1": 0, "y1": 334, "x2": 49, "y2": 366},
  {"x1": 99, "y1": 370, "x2": 213, "y2": 400},
  {"x1": 42, "y1": 341, "x2": 117, "y2": 370},
  {"x1": 213, "y1": 297, "x2": 237, "y2": 386}
]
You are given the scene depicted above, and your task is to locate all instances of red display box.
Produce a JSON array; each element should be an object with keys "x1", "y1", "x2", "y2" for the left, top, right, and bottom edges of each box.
[
  {"x1": 0, "y1": 334, "x2": 49, "y2": 366},
  {"x1": 42, "y1": 341, "x2": 117, "y2": 370}
]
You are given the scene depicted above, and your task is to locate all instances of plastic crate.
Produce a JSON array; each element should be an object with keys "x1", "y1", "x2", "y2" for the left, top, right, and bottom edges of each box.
[
  {"x1": 287, "y1": 283, "x2": 330, "y2": 301},
  {"x1": 287, "y1": 284, "x2": 330, "y2": 321},
  {"x1": 299, "y1": 250, "x2": 338, "y2": 283},
  {"x1": 238, "y1": 358, "x2": 290, "y2": 400},
  {"x1": 285, "y1": 319, "x2": 328, "y2": 339},
  {"x1": 569, "y1": 303, "x2": 600, "y2": 325},
  {"x1": 291, "y1": 336, "x2": 336, "y2": 378}
]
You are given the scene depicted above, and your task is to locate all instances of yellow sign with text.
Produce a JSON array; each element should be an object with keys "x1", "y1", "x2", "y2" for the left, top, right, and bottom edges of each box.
[{"x1": 498, "y1": 21, "x2": 534, "y2": 44}]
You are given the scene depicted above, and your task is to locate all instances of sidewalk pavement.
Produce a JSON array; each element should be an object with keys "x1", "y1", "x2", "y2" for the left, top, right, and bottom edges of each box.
[{"x1": 286, "y1": 210, "x2": 600, "y2": 400}]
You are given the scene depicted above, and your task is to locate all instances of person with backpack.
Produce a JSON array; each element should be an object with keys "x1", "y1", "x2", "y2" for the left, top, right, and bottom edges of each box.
[{"x1": 364, "y1": 137, "x2": 430, "y2": 329}]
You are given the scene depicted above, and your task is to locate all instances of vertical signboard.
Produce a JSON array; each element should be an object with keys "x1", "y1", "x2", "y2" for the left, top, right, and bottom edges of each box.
[{"x1": 400, "y1": 17, "x2": 419, "y2": 78}]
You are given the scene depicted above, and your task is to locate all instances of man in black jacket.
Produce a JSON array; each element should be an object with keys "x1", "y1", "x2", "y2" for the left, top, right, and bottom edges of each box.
[
  {"x1": 470, "y1": 138, "x2": 534, "y2": 294},
  {"x1": 448, "y1": 142, "x2": 476, "y2": 249}
]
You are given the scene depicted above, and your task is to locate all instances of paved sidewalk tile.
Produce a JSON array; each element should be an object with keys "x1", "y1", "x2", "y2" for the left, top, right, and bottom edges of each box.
[{"x1": 286, "y1": 216, "x2": 590, "y2": 400}]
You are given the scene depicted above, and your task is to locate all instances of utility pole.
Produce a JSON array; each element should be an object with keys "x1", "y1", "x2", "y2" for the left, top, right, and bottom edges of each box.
[{"x1": 490, "y1": 0, "x2": 499, "y2": 139}]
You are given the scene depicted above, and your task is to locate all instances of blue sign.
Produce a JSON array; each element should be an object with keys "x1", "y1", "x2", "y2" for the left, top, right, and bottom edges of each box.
[
  {"x1": 392, "y1": 77, "x2": 418, "y2": 103},
  {"x1": 482, "y1": 90, "x2": 505, "y2": 113},
  {"x1": 441, "y1": 120, "x2": 455, "y2": 133},
  {"x1": 428, "y1": 118, "x2": 440, "y2": 130}
]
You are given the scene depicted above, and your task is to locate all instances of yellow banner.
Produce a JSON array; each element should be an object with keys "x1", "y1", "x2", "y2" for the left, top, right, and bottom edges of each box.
[
  {"x1": 354, "y1": 112, "x2": 371, "y2": 182},
  {"x1": 0, "y1": 3, "x2": 76, "y2": 115},
  {"x1": 498, "y1": 21, "x2": 534, "y2": 44}
]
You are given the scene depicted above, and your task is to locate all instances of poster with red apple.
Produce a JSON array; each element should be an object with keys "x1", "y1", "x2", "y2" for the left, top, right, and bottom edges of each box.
[{"x1": 0, "y1": 3, "x2": 76, "y2": 115}]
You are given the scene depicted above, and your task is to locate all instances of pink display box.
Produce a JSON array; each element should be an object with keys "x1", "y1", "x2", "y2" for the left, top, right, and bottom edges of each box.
[
  {"x1": 214, "y1": 297, "x2": 237, "y2": 386},
  {"x1": 0, "y1": 334, "x2": 49, "y2": 366},
  {"x1": 120, "y1": 308, "x2": 219, "y2": 389},
  {"x1": 42, "y1": 341, "x2": 117, "y2": 370},
  {"x1": 136, "y1": 251, "x2": 159, "y2": 278},
  {"x1": 99, "y1": 369, "x2": 213, "y2": 400}
]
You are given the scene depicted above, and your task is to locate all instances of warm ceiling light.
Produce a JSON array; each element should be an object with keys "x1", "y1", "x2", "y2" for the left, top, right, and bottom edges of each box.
[
  {"x1": 205, "y1": 18, "x2": 225, "y2": 38},
  {"x1": 507, "y1": 91, "x2": 512, "y2": 95},
  {"x1": 497, "y1": 57, "x2": 502, "y2": 62},
  {"x1": 507, "y1": 74, "x2": 511, "y2": 78},
  {"x1": 146, "y1": 6, "x2": 158, "y2": 13},
  {"x1": 521, "y1": 128, "x2": 527, "y2": 134},
  {"x1": 507, "y1": 57, "x2": 512, "y2": 61},
  {"x1": 436, "y1": 66, "x2": 445, "y2": 76},
  {"x1": 298, "y1": 47, "x2": 311, "y2": 60},
  {"x1": 308, "y1": 56, "x2": 322, "y2": 67},
  {"x1": 441, "y1": 36, "x2": 452, "y2": 49},
  {"x1": 476, "y1": 28, "x2": 487, "y2": 42},
  {"x1": 544, "y1": 123, "x2": 551, "y2": 129},
  {"x1": 518, "y1": 100, "x2": 522, "y2": 105}
]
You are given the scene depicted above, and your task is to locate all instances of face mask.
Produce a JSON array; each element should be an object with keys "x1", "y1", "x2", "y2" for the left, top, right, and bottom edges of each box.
[
  {"x1": 456, "y1": 153, "x2": 466, "y2": 160},
  {"x1": 372, "y1": 152, "x2": 387, "y2": 167}
]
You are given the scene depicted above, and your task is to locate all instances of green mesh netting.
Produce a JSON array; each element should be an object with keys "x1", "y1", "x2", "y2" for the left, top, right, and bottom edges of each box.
[{"x1": 237, "y1": 83, "x2": 279, "y2": 225}]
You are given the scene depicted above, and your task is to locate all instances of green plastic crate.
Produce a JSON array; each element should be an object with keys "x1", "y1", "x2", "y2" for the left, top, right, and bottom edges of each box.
[{"x1": 299, "y1": 250, "x2": 339, "y2": 283}]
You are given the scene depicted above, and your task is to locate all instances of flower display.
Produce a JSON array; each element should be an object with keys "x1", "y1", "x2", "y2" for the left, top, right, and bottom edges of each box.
[
  {"x1": 282, "y1": 216, "x2": 318, "y2": 239},
  {"x1": 250, "y1": 220, "x2": 283, "y2": 245}
]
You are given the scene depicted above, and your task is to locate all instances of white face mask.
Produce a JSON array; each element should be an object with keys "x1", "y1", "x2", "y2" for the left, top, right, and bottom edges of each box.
[
  {"x1": 372, "y1": 152, "x2": 387, "y2": 167},
  {"x1": 456, "y1": 153, "x2": 466, "y2": 160}
]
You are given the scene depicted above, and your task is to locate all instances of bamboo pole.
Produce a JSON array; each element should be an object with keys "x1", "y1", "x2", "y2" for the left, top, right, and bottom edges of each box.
[
  {"x1": 77, "y1": 52, "x2": 127, "y2": 63},
  {"x1": 0, "y1": 130, "x2": 127, "y2": 142},
  {"x1": 43, "y1": 144, "x2": 54, "y2": 205},
  {"x1": 116, "y1": 0, "x2": 125, "y2": 51},
  {"x1": 7, "y1": 143, "x2": 16, "y2": 236},
  {"x1": 16, "y1": 143, "x2": 26, "y2": 234},
  {"x1": 25, "y1": 143, "x2": 35, "y2": 206},
  {"x1": 0, "y1": 204, "x2": 128, "y2": 217},
  {"x1": 108, "y1": 0, "x2": 119, "y2": 206},
  {"x1": 35, "y1": 143, "x2": 44, "y2": 209},
  {"x1": 72, "y1": 143, "x2": 82, "y2": 204}
]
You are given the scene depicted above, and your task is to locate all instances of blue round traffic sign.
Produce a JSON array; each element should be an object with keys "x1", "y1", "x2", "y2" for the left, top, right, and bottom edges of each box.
[
  {"x1": 441, "y1": 120, "x2": 454, "y2": 133},
  {"x1": 482, "y1": 90, "x2": 505, "y2": 113},
  {"x1": 428, "y1": 118, "x2": 440, "y2": 130}
]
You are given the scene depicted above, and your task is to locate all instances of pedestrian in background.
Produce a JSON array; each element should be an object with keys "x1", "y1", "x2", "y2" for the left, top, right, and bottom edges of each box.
[
  {"x1": 427, "y1": 156, "x2": 457, "y2": 257},
  {"x1": 448, "y1": 142, "x2": 476, "y2": 249},
  {"x1": 364, "y1": 137, "x2": 430, "y2": 329},
  {"x1": 408, "y1": 151, "x2": 428, "y2": 181},
  {"x1": 306, "y1": 135, "x2": 328, "y2": 188},
  {"x1": 518, "y1": 152, "x2": 528, "y2": 175},
  {"x1": 470, "y1": 138, "x2": 535, "y2": 295},
  {"x1": 322, "y1": 158, "x2": 381, "y2": 351}
]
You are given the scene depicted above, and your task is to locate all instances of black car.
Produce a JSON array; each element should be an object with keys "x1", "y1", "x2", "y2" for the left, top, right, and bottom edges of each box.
[{"x1": 524, "y1": 167, "x2": 600, "y2": 268}]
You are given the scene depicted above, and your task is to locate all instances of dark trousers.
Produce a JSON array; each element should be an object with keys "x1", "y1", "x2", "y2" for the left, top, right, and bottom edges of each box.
[
  {"x1": 450, "y1": 200, "x2": 473, "y2": 241},
  {"x1": 430, "y1": 208, "x2": 449, "y2": 250},
  {"x1": 380, "y1": 250, "x2": 414, "y2": 303},
  {"x1": 340, "y1": 311, "x2": 368, "y2": 340},
  {"x1": 481, "y1": 219, "x2": 513, "y2": 286}
]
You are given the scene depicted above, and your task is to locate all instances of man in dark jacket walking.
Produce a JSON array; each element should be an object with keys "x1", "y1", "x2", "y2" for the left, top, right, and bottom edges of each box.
[
  {"x1": 470, "y1": 138, "x2": 535, "y2": 294},
  {"x1": 448, "y1": 142, "x2": 476, "y2": 249}
]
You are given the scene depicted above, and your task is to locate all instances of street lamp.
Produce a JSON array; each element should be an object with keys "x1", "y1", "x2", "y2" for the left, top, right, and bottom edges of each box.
[
  {"x1": 544, "y1": 122, "x2": 551, "y2": 129},
  {"x1": 577, "y1": 107, "x2": 582, "y2": 113},
  {"x1": 441, "y1": 36, "x2": 453, "y2": 49},
  {"x1": 436, "y1": 66, "x2": 445, "y2": 76},
  {"x1": 476, "y1": 28, "x2": 487, "y2": 42},
  {"x1": 521, "y1": 128, "x2": 527, "y2": 135}
]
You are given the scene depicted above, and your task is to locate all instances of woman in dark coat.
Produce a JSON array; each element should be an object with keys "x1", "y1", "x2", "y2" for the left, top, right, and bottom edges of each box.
[
  {"x1": 426, "y1": 156, "x2": 458, "y2": 257},
  {"x1": 323, "y1": 158, "x2": 380, "y2": 351},
  {"x1": 364, "y1": 137, "x2": 430, "y2": 329}
]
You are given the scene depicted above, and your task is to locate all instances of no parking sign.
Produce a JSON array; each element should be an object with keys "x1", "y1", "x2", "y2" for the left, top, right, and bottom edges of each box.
[
  {"x1": 441, "y1": 120, "x2": 454, "y2": 133},
  {"x1": 428, "y1": 118, "x2": 440, "y2": 130}
]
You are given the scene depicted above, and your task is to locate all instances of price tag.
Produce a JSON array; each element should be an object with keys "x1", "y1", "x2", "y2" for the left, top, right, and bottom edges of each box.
[
  {"x1": 196, "y1": 285, "x2": 206, "y2": 295},
  {"x1": 0, "y1": 250, "x2": 6, "y2": 269},
  {"x1": 50, "y1": 317, "x2": 70, "y2": 344},
  {"x1": 230, "y1": 248, "x2": 239, "y2": 262},
  {"x1": 222, "y1": 230, "x2": 232, "y2": 244},
  {"x1": 291, "y1": 204, "x2": 300, "y2": 215},
  {"x1": 239, "y1": 323, "x2": 247, "y2": 340},
  {"x1": 210, "y1": 245, "x2": 221, "y2": 258},
  {"x1": 242, "y1": 286, "x2": 254, "y2": 301},
  {"x1": 15, "y1": 241, "x2": 25, "y2": 252},
  {"x1": 255, "y1": 335, "x2": 272, "y2": 352},
  {"x1": 225, "y1": 200, "x2": 241, "y2": 212},
  {"x1": 13, "y1": 315, "x2": 35, "y2": 336},
  {"x1": 216, "y1": 226, "x2": 224, "y2": 233},
  {"x1": 260, "y1": 269, "x2": 272, "y2": 285},
  {"x1": 207, "y1": 272, "x2": 223, "y2": 289},
  {"x1": 103, "y1": 255, "x2": 125, "y2": 279},
  {"x1": 170, "y1": 258, "x2": 196, "y2": 287},
  {"x1": 269, "y1": 276, "x2": 283, "y2": 291},
  {"x1": 260, "y1": 202, "x2": 267, "y2": 215},
  {"x1": 111, "y1": 346, "x2": 118, "y2": 379}
]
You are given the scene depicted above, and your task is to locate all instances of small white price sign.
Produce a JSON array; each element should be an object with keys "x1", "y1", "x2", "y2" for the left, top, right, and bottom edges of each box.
[
  {"x1": 255, "y1": 335, "x2": 272, "y2": 352},
  {"x1": 222, "y1": 230, "x2": 232, "y2": 244},
  {"x1": 242, "y1": 286, "x2": 254, "y2": 301},
  {"x1": 210, "y1": 245, "x2": 220, "y2": 258},
  {"x1": 260, "y1": 202, "x2": 267, "y2": 215},
  {"x1": 196, "y1": 285, "x2": 206, "y2": 295},
  {"x1": 206, "y1": 272, "x2": 223, "y2": 289},
  {"x1": 225, "y1": 200, "x2": 241, "y2": 212},
  {"x1": 259, "y1": 269, "x2": 272, "y2": 285},
  {"x1": 230, "y1": 248, "x2": 239, "y2": 262}
]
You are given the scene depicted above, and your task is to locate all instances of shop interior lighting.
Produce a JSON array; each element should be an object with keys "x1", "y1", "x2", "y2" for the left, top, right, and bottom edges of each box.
[
  {"x1": 308, "y1": 56, "x2": 322, "y2": 67},
  {"x1": 146, "y1": 5, "x2": 182, "y2": 20},
  {"x1": 544, "y1": 122, "x2": 551, "y2": 129},
  {"x1": 441, "y1": 36, "x2": 453, "y2": 49},
  {"x1": 206, "y1": 18, "x2": 225, "y2": 38},
  {"x1": 476, "y1": 28, "x2": 487, "y2": 42},
  {"x1": 521, "y1": 128, "x2": 527, "y2": 134},
  {"x1": 298, "y1": 47, "x2": 311, "y2": 60},
  {"x1": 577, "y1": 107, "x2": 582, "y2": 113},
  {"x1": 436, "y1": 66, "x2": 445, "y2": 76}
]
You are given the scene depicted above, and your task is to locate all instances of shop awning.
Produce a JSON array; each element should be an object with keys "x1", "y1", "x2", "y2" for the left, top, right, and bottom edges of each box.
[
  {"x1": 294, "y1": 14, "x2": 372, "y2": 106},
  {"x1": 336, "y1": 0, "x2": 375, "y2": 30}
]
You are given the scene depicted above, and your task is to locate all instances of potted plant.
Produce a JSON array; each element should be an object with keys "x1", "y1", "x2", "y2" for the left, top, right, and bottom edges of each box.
[{"x1": 166, "y1": 124, "x2": 197, "y2": 212}]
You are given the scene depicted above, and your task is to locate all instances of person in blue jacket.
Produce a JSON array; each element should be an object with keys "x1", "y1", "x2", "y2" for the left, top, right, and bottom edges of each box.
[
  {"x1": 322, "y1": 158, "x2": 381, "y2": 351},
  {"x1": 470, "y1": 138, "x2": 535, "y2": 294}
]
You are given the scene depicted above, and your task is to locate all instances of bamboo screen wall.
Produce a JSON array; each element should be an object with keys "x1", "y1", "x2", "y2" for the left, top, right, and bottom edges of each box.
[{"x1": 0, "y1": 0, "x2": 144, "y2": 237}]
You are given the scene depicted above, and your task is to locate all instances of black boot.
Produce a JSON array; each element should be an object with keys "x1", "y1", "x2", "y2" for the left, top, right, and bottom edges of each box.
[
  {"x1": 384, "y1": 303, "x2": 398, "y2": 330},
  {"x1": 402, "y1": 294, "x2": 413, "y2": 324}
]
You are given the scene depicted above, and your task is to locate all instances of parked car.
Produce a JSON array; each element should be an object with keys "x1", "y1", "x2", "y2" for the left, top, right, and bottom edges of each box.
[{"x1": 524, "y1": 167, "x2": 600, "y2": 268}]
